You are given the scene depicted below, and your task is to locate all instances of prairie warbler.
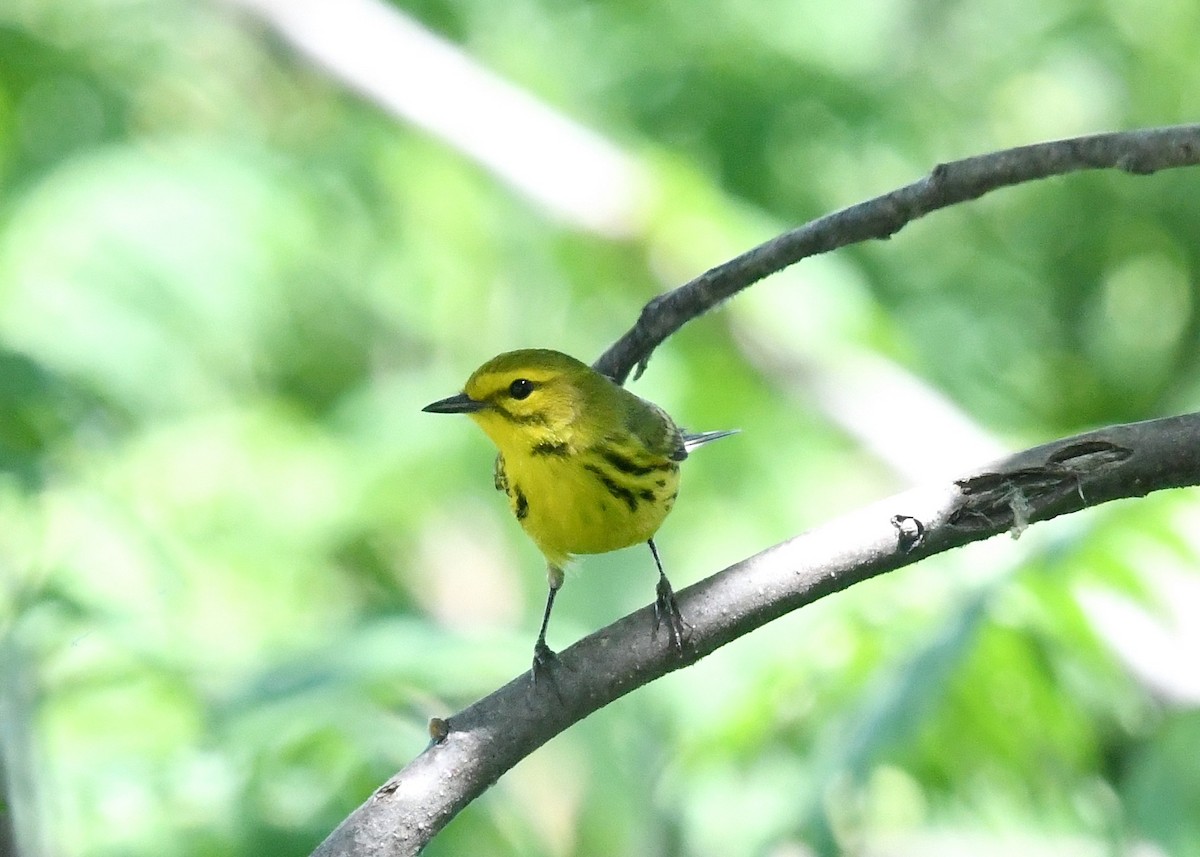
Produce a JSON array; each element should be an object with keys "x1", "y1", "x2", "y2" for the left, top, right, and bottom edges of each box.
[{"x1": 423, "y1": 348, "x2": 734, "y2": 678}]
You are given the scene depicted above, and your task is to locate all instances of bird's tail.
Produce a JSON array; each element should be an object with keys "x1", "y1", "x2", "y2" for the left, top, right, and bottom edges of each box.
[{"x1": 682, "y1": 429, "x2": 739, "y2": 453}]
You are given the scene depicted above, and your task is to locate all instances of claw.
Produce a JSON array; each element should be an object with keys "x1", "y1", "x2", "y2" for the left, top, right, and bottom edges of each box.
[
  {"x1": 653, "y1": 574, "x2": 690, "y2": 653},
  {"x1": 531, "y1": 640, "x2": 559, "y2": 685},
  {"x1": 647, "y1": 538, "x2": 690, "y2": 653}
]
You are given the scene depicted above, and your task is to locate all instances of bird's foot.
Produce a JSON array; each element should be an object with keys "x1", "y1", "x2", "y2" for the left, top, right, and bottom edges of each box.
[
  {"x1": 654, "y1": 576, "x2": 690, "y2": 653},
  {"x1": 531, "y1": 640, "x2": 559, "y2": 686}
]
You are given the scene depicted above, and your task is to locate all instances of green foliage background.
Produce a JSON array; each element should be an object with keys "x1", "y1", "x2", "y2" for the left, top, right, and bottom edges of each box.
[{"x1": 2, "y1": 1, "x2": 1199, "y2": 855}]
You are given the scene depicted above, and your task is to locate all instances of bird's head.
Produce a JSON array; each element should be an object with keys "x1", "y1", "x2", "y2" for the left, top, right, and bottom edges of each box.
[{"x1": 423, "y1": 349, "x2": 605, "y2": 451}]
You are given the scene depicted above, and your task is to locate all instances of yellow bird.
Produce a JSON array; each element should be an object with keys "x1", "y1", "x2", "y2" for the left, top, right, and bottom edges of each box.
[{"x1": 423, "y1": 349, "x2": 734, "y2": 678}]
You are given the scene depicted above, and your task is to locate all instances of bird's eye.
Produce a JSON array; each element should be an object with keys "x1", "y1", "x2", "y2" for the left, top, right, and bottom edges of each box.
[{"x1": 509, "y1": 378, "x2": 534, "y2": 400}]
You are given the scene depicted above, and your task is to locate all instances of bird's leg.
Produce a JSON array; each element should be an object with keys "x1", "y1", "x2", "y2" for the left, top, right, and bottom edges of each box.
[
  {"x1": 531, "y1": 564, "x2": 564, "y2": 684},
  {"x1": 648, "y1": 539, "x2": 689, "y2": 652}
]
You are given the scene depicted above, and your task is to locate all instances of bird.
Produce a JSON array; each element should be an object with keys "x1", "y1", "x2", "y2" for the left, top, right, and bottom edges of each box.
[{"x1": 423, "y1": 348, "x2": 735, "y2": 680}]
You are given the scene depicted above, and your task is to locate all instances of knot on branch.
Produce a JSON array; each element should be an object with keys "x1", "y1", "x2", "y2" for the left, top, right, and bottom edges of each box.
[{"x1": 949, "y1": 440, "x2": 1132, "y2": 536}]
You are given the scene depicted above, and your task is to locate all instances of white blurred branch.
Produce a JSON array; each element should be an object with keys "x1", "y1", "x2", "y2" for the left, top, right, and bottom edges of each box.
[
  {"x1": 226, "y1": 0, "x2": 648, "y2": 236},
  {"x1": 222, "y1": 0, "x2": 1027, "y2": 487}
]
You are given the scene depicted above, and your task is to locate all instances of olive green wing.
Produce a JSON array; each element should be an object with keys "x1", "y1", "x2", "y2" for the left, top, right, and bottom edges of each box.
[
  {"x1": 620, "y1": 390, "x2": 738, "y2": 461},
  {"x1": 621, "y1": 392, "x2": 688, "y2": 462}
]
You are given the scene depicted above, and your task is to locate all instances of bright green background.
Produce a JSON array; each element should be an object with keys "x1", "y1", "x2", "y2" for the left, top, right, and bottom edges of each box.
[{"x1": 2, "y1": 1, "x2": 1200, "y2": 855}]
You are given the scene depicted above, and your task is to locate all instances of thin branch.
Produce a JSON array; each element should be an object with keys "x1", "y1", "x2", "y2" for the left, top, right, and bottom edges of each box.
[
  {"x1": 592, "y1": 123, "x2": 1200, "y2": 383},
  {"x1": 310, "y1": 411, "x2": 1200, "y2": 856}
]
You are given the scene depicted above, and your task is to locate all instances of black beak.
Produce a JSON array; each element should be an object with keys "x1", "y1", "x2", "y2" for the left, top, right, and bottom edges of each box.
[{"x1": 422, "y1": 392, "x2": 487, "y2": 414}]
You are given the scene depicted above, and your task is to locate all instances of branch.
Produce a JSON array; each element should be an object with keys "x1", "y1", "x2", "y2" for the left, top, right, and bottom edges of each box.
[
  {"x1": 592, "y1": 123, "x2": 1200, "y2": 383},
  {"x1": 312, "y1": 125, "x2": 1200, "y2": 854},
  {"x1": 311, "y1": 411, "x2": 1200, "y2": 856}
]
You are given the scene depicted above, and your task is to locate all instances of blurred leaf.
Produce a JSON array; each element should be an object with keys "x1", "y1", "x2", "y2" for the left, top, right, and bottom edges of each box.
[{"x1": 1124, "y1": 712, "x2": 1200, "y2": 857}]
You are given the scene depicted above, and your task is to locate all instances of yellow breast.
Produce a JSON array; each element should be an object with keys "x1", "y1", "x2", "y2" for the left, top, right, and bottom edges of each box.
[{"x1": 497, "y1": 443, "x2": 681, "y2": 568}]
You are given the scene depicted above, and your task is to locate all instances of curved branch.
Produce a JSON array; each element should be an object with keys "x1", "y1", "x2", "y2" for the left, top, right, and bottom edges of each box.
[
  {"x1": 310, "y1": 411, "x2": 1200, "y2": 856},
  {"x1": 592, "y1": 123, "x2": 1200, "y2": 383}
]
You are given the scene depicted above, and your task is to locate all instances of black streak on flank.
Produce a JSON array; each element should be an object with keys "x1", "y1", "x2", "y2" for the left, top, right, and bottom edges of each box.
[
  {"x1": 584, "y1": 464, "x2": 639, "y2": 512},
  {"x1": 531, "y1": 441, "x2": 570, "y2": 457},
  {"x1": 639, "y1": 489, "x2": 656, "y2": 502},
  {"x1": 514, "y1": 485, "x2": 529, "y2": 520},
  {"x1": 600, "y1": 449, "x2": 674, "y2": 477}
]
